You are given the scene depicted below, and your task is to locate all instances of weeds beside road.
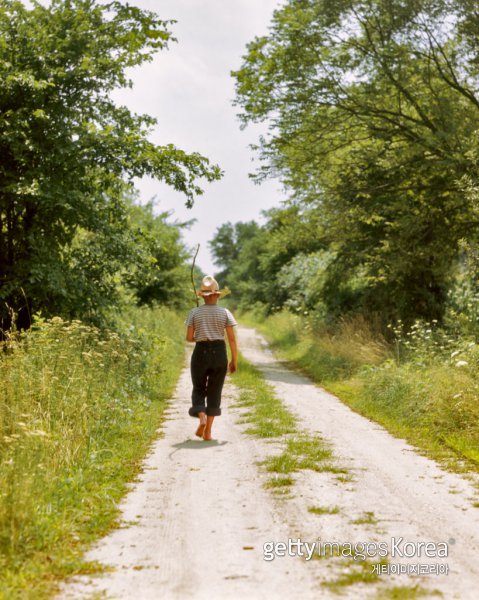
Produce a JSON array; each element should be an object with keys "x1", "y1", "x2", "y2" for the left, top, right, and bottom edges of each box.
[
  {"x1": 0, "y1": 307, "x2": 185, "y2": 599},
  {"x1": 241, "y1": 310, "x2": 479, "y2": 477}
]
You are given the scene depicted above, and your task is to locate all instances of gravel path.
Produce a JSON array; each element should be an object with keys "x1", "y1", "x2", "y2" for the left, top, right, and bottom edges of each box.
[{"x1": 56, "y1": 327, "x2": 479, "y2": 599}]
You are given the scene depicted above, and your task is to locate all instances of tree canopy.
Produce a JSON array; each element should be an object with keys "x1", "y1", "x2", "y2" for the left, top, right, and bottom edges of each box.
[
  {"x1": 0, "y1": 0, "x2": 221, "y2": 330},
  {"x1": 228, "y1": 0, "x2": 479, "y2": 324}
]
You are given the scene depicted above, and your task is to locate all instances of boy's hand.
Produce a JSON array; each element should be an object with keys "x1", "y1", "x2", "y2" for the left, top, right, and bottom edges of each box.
[{"x1": 229, "y1": 360, "x2": 237, "y2": 374}]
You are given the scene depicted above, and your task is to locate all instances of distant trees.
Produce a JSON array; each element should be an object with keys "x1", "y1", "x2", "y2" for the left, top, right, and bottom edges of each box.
[
  {"x1": 0, "y1": 0, "x2": 221, "y2": 330},
  {"x1": 228, "y1": 0, "x2": 479, "y2": 325},
  {"x1": 210, "y1": 206, "x2": 325, "y2": 310},
  {"x1": 208, "y1": 221, "x2": 261, "y2": 281}
]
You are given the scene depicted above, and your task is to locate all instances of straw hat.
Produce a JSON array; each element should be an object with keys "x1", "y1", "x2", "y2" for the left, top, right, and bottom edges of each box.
[{"x1": 197, "y1": 275, "x2": 221, "y2": 297}]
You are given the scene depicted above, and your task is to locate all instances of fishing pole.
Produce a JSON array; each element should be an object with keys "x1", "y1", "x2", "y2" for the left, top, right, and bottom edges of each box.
[{"x1": 191, "y1": 243, "x2": 200, "y2": 307}]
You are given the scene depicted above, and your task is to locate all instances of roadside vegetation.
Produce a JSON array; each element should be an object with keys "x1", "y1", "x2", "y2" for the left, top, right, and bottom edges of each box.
[
  {"x1": 0, "y1": 307, "x2": 185, "y2": 599},
  {"x1": 0, "y1": 5, "x2": 217, "y2": 594},
  {"x1": 241, "y1": 309, "x2": 479, "y2": 476},
  {"x1": 0, "y1": 3, "x2": 218, "y2": 596}
]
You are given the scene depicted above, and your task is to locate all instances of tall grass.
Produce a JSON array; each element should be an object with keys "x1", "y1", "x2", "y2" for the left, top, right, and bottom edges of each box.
[
  {"x1": 242, "y1": 310, "x2": 389, "y2": 382},
  {"x1": 345, "y1": 363, "x2": 479, "y2": 465},
  {"x1": 243, "y1": 310, "x2": 479, "y2": 473},
  {"x1": 0, "y1": 307, "x2": 185, "y2": 598}
]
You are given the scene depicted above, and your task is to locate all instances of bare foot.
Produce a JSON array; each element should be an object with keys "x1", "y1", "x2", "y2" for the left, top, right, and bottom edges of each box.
[
  {"x1": 195, "y1": 414, "x2": 207, "y2": 438},
  {"x1": 202, "y1": 429, "x2": 213, "y2": 441},
  {"x1": 202, "y1": 415, "x2": 215, "y2": 441}
]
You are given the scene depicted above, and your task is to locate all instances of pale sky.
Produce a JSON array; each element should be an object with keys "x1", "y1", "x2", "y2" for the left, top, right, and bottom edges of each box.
[{"x1": 111, "y1": 0, "x2": 285, "y2": 274}]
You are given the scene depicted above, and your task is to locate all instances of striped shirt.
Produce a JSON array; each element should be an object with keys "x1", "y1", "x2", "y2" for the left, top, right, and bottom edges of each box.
[{"x1": 185, "y1": 305, "x2": 237, "y2": 341}]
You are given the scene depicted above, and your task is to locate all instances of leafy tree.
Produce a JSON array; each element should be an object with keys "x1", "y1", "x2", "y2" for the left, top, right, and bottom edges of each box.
[
  {"x1": 232, "y1": 0, "x2": 479, "y2": 324},
  {"x1": 209, "y1": 220, "x2": 261, "y2": 283},
  {"x1": 277, "y1": 250, "x2": 334, "y2": 316},
  {"x1": 209, "y1": 206, "x2": 326, "y2": 310},
  {"x1": 126, "y1": 200, "x2": 191, "y2": 309},
  {"x1": 59, "y1": 190, "x2": 134, "y2": 323},
  {"x1": 0, "y1": 0, "x2": 221, "y2": 330}
]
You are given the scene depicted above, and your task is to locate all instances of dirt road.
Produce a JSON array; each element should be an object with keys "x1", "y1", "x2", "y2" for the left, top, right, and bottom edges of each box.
[{"x1": 58, "y1": 327, "x2": 479, "y2": 599}]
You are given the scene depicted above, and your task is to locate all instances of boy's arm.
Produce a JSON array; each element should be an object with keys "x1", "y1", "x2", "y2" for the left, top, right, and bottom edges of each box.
[
  {"x1": 226, "y1": 325, "x2": 237, "y2": 373},
  {"x1": 186, "y1": 325, "x2": 195, "y2": 342}
]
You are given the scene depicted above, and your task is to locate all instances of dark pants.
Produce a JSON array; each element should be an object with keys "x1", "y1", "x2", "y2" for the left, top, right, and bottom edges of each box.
[{"x1": 189, "y1": 340, "x2": 228, "y2": 417}]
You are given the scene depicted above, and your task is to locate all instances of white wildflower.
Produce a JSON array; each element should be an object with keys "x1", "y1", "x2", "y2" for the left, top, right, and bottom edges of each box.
[{"x1": 26, "y1": 429, "x2": 48, "y2": 437}]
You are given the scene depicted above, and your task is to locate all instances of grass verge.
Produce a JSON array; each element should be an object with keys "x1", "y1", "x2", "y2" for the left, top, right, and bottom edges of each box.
[
  {"x1": 350, "y1": 511, "x2": 378, "y2": 526},
  {"x1": 308, "y1": 505, "x2": 340, "y2": 515},
  {"x1": 0, "y1": 307, "x2": 185, "y2": 599},
  {"x1": 375, "y1": 586, "x2": 442, "y2": 599},
  {"x1": 233, "y1": 354, "x2": 297, "y2": 438},
  {"x1": 241, "y1": 310, "x2": 479, "y2": 477},
  {"x1": 322, "y1": 558, "x2": 385, "y2": 590}
]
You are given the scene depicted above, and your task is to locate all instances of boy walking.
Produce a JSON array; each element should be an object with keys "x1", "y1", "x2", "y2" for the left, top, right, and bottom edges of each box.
[{"x1": 185, "y1": 276, "x2": 238, "y2": 440}]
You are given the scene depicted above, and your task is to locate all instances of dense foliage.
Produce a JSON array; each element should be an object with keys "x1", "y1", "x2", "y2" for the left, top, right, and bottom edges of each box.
[
  {"x1": 0, "y1": 0, "x2": 221, "y2": 331},
  {"x1": 224, "y1": 0, "x2": 479, "y2": 326}
]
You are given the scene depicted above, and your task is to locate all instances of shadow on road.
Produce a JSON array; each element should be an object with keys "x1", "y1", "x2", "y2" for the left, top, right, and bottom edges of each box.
[
  {"x1": 256, "y1": 362, "x2": 316, "y2": 387},
  {"x1": 168, "y1": 438, "x2": 228, "y2": 459}
]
